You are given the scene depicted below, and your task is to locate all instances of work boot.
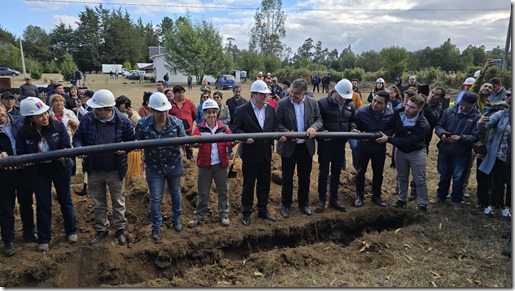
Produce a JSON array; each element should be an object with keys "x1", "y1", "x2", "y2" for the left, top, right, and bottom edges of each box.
[
  {"x1": 116, "y1": 229, "x2": 127, "y2": 245},
  {"x1": 354, "y1": 195, "x2": 364, "y2": 207},
  {"x1": 315, "y1": 201, "x2": 325, "y2": 213},
  {"x1": 89, "y1": 230, "x2": 109, "y2": 245},
  {"x1": 4, "y1": 242, "x2": 15, "y2": 257}
]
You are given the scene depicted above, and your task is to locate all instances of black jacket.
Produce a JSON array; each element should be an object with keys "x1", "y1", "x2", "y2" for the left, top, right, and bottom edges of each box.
[
  {"x1": 388, "y1": 110, "x2": 429, "y2": 153},
  {"x1": 355, "y1": 105, "x2": 395, "y2": 151},
  {"x1": 435, "y1": 106, "x2": 480, "y2": 156},
  {"x1": 317, "y1": 93, "x2": 356, "y2": 143}
]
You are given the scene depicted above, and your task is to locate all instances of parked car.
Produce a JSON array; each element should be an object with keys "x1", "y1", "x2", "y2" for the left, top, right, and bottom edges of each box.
[
  {"x1": 214, "y1": 74, "x2": 236, "y2": 90},
  {"x1": 124, "y1": 70, "x2": 140, "y2": 79},
  {"x1": 0, "y1": 67, "x2": 20, "y2": 76},
  {"x1": 127, "y1": 71, "x2": 149, "y2": 80}
]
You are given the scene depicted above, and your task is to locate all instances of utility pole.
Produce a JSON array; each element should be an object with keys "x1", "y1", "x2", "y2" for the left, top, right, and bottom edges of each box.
[
  {"x1": 20, "y1": 39, "x2": 27, "y2": 78},
  {"x1": 502, "y1": 3, "x2": 512, "y2": 70}
]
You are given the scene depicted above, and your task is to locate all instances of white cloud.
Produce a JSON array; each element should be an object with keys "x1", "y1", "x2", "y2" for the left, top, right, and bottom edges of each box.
[{"x1": 52, "y1": 15, "x2": 79, "y2": 30}]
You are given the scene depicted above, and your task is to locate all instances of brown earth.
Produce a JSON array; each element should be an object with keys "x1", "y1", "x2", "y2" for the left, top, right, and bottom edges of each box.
[{"x1": 0, "y1": 74, "x2": 510, "y2": 287}]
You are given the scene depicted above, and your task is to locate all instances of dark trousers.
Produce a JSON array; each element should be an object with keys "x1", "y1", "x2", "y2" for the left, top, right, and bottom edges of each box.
[
  {"x1": 317, "y1": 143, "x2": 345, "y2": 202},
  {"x1": 313, "y1": 84, "x2": 320, "y2": 93},
  {"x1": 489, "y1": 158, "x2": 511, "y2": 208},
  {"x1": 355, "y1": 147, "x2": 386, "y2": 198},
  {"x1": 475, "y1": 157, "x2": 491, "y2": 208},
  {"x1": 436, "y1": 152, "x2": 470, "y2": 203},
  {"x1": 33, "y1": 163, "x2": 77, "y2": 244},
  {"x1": 16, "y1": 168, "x2": 36, "y2": 235},
  {"x1": 0, "y1": 171, "x2": 16, "y2": 244},
  {"x1": 281, "y1": 143, "x2": 312, "y2": 208},
  {"x1": 241, "y1": 159, "x2": 271, "y2": 216},
  {"x1": 0, "y1": 169, "x2": 35, "y2": 244}
]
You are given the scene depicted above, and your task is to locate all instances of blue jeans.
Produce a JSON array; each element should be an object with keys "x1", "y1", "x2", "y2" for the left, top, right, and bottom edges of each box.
[
  {"x1": 436, "y1": 152, "x2": 470, "y2": 203},
  {"x1": 33, "y1": 163, "x2": 77, "y2": 244},
  {"x1": 345, "y1": 139, "x2": 359, "y2": 171},
  {"x1": 318, "y1": 143, "x2": 345, "y2": 202},
  {"x1": 146, "y1": 168, "x2": 182, "y2": 230}
]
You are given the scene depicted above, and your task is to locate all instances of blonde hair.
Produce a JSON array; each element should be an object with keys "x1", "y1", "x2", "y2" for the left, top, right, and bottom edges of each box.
[{"x1": 49, "y1": 94, "x2": 66, "y2": 105}]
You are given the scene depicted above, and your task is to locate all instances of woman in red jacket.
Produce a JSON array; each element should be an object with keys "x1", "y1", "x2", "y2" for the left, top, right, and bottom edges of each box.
[{"x1": 188, "y1": 99, "x2": 237, "y2": 228}]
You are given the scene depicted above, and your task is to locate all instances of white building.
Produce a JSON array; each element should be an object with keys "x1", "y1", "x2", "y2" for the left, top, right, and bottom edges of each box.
[{"x1": 149, "y1": 46, "x2": 216, "y2": 84}]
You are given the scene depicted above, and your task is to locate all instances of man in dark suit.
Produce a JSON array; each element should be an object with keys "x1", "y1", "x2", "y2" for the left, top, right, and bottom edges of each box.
[
  {"x1": 232, "y1": 80, "x2": 278, "y2": 226},
  {"x1": 276, "y1": 78, "x2": 323, "y2": 218}
]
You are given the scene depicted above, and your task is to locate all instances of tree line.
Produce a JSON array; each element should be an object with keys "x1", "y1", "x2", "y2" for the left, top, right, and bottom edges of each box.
[{"x1": 0, "y1": 1, "x2": 511, "y2": 85}]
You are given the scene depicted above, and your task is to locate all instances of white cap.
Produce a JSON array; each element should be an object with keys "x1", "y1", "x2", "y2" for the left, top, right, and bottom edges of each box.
[
  {"x1": 202, "y1": 99, "x2": 219, "y2": 111},
  {"x1": 334, "y1": 79, "x2": 354, "y2": 99},
  {"x1": 20, "y1": 97, "x2": 50, "y2": 116},
  {"x1": 86, "y1": 89, "x2": 116, "y2": 108},
  {"x1": 250, "y1": 80, "x2": 271, "y2": 94},
  {"x1": 148, "y1": 92, "x2": 172, "y2": 111}
]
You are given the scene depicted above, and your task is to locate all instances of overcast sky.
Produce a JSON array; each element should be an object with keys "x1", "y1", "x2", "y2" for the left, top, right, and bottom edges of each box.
[{"x1": 2, "y1": 0, "x2": 511, "y2": 55}]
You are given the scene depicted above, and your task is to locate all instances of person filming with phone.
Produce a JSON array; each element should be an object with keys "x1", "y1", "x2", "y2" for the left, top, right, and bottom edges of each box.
[{"x1": 434, "y1": 92, "x2": 481, "y2": 210}]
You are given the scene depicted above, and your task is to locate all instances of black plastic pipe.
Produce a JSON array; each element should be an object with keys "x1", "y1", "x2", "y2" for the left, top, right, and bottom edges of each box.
[{"x1": 0, "y1": 131, "x2": 380, "y2": 167}]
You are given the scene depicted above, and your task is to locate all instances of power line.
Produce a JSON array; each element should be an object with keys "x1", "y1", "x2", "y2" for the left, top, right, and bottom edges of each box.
[{"x1": 24, "y1": 0, "x2": 509, "y2": 12}]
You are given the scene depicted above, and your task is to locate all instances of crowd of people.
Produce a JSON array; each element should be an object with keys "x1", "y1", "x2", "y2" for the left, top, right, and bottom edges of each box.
[{"x1": 0, "y1": 58, "x2": 511, "y2": 258}]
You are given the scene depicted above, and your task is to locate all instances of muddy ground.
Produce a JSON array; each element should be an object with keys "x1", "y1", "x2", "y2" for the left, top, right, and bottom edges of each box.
[{"x1": 0, "y1": 143, "x2": 511, "y2": 287}]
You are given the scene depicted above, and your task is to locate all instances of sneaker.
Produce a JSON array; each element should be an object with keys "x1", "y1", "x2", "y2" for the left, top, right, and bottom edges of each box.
[
  {"x1": 315, "y1": 201, "x2": 325, "y2": 213},
  {"x1": 187, "y1": 219, "x2": 199, "y2": 228},
  {"x1": 221, "y1": 217, "x2": 230, "y2": 227},
  {"x1": 67, "y1": 234, "x2": 78, "y2": 244},
  {"x1": 463, "y1": 189, "x2": 470, "y2": 198},
  {"x1": 37, "y1": 243, "x2": 49, "y2": 252},
  {"x1": 172, "y1": 220, "x2": 183, "y2": 232},
  {"x1": 484, "y1": 206, "x2": 495, "y2": 218},
  {"x1": 501, "y1": 208, "x2": 511, "y2": 221}
]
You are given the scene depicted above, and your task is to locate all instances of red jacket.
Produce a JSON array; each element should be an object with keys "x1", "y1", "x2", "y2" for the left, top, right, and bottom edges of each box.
[
  {"x1": 169, "y1": 98, "x2": 197, "y2": 133},
  {"x1": 193, "y1": 120, "x2": 232, "y2": 169}
]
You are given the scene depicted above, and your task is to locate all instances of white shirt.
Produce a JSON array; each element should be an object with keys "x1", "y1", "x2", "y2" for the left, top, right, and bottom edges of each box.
[
  {"x1": 291, "y1": 98, "x2": 305, "y2": 144},
  {"x1": 207, "y1": 122, "x2": 221, "y2": 165},
  {"x1": 250, "y1": 99, "x2": 266, "y2": 129}
]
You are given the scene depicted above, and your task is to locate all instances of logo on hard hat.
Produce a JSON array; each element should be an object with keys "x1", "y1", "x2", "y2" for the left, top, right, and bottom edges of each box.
[{"x1": 35, "y1": 101, "x2": 44, "y2": 109}]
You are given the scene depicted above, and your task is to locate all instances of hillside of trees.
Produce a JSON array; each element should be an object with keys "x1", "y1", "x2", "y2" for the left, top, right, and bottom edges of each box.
[{"x1": 0, "y1": 2, "x2": 511, "y2": 86}]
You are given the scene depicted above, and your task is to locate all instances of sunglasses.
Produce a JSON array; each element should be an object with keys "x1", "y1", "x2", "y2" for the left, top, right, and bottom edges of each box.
[
  {"x1": 202, "y1": 95, "x2": 210, "y2": 99},
  {"x1": 213, "y1": 96, "x2": 221, "y2": 99}
]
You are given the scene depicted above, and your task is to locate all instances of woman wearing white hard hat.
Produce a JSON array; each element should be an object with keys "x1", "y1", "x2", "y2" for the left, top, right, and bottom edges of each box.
[
  {"x1": 134, "y1": 92, "x2": 187, "y2": 241},
  {"x1": 16, "y1": 97, "x2": 78, "y2": 252},
  {"x1": 367, "y1": 78, "x2": 386, "y2": 103},
  {"x1": 188, "y1": 98, "x2": 236, "y2": 228}
]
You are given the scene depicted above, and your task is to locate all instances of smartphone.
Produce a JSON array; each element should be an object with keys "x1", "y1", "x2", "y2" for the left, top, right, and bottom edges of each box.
[
  {"x1": 417, "y1": 84, "x2": 430, "y2": 96},
  {"x1": 493, "y1": 59, "x2": 502, "y2": 67},
  {"x1": 443, "y1": 132, "x2": 451, "y2": 138}
]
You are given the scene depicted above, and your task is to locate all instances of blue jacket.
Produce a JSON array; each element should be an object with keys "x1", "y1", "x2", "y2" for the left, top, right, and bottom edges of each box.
[
  {"x1": 355, "y1": 105, "x2": 395, "y2": 151},
  {"x1": 388, "y1": 110, "x2": 429, "y2": 153},
  {"x1": 16, "y1": 118, "x2": 73, "y2": 171},
  {"x1": 478, "y1": 109, "x2": 511, "y2": 174},
  {"x1": 435, "y1": 106, "x2": 480, "y2": 156},
  {"x1": 72, "y1": 109, "x2": 135, "y2": 180}
]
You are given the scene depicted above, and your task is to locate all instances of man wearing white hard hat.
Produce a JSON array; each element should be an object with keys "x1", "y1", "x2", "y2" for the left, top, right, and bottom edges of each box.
[
  {"x1": 232, "y1": 80, "x2": 277, "y2": 226},
  {"x1": 73, "y1": 89, "x2": 135, "y2": 246},
  {"x1": 315, "y1": 79, "x2": 355, "y2": 213},
  {"x1": 135, "y1": 92, "x2": 186, "y2": 241},
  {"x1": 276, "y1": 78, "x2": 323, "y2": 218}
]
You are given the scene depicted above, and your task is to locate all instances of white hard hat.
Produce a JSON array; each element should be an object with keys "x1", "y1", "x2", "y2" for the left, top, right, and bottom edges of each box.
[
  {"x1": 86, "y1": 89, "x2": 116, "y2": 108},
  {"x1": 202, "y1": 99, "x2": 219, "y2": 111},
  {"x1": 258, "y1": 71, "x2": 263, "y2": 75},
  {"x1": 463, "y1": 77, "x2": 475, "y2": 85},
  {"x1": 334, "y1": 79, "x2": 354, "y2": 99},
  {"x1": 267, "y1": 72, "x2": 271, "y2": 76},
  {"x1": 473, "y1": 70, "x2": 481, "y2": 78},
  {"x1": 20, "y1": 97, "x2": 50, "y2": 116},
  {"x1": 376, "y1": 78, "x2": 385, "y2": 83},
  {"x1": 250, "y1": 80, "x2": 271, "y2": 94},
  {"x1": 148, "y1": 92, "x2": 171, "y2": 111}
]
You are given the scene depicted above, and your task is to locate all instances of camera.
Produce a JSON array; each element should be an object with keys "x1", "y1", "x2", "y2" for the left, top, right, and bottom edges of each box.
[{"x1": 493, "y1": 59, "x2": 502, "y2": 67}]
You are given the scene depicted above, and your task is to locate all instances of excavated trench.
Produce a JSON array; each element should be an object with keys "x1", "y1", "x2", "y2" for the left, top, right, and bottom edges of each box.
[{"x1": 12, "y1": 208, "x2": 420, "y2": 287}]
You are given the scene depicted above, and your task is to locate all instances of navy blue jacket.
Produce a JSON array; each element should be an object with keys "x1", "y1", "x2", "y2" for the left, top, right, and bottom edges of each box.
[
  {"x1": 435, "y1": 106, "x2": 480, "y2": 156},
  {"x1": 16, "y1": 118, "x2": 73, "y2": 171},
  {"x1": 388, "y1": 110, "x2": 429, "y2": 153},
  {"x1": 73, "y1": 109, "x2": 135, "y2": 180},
  {"x1": 355, "y1": 105, "x2": 395, "y2": 151}
]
